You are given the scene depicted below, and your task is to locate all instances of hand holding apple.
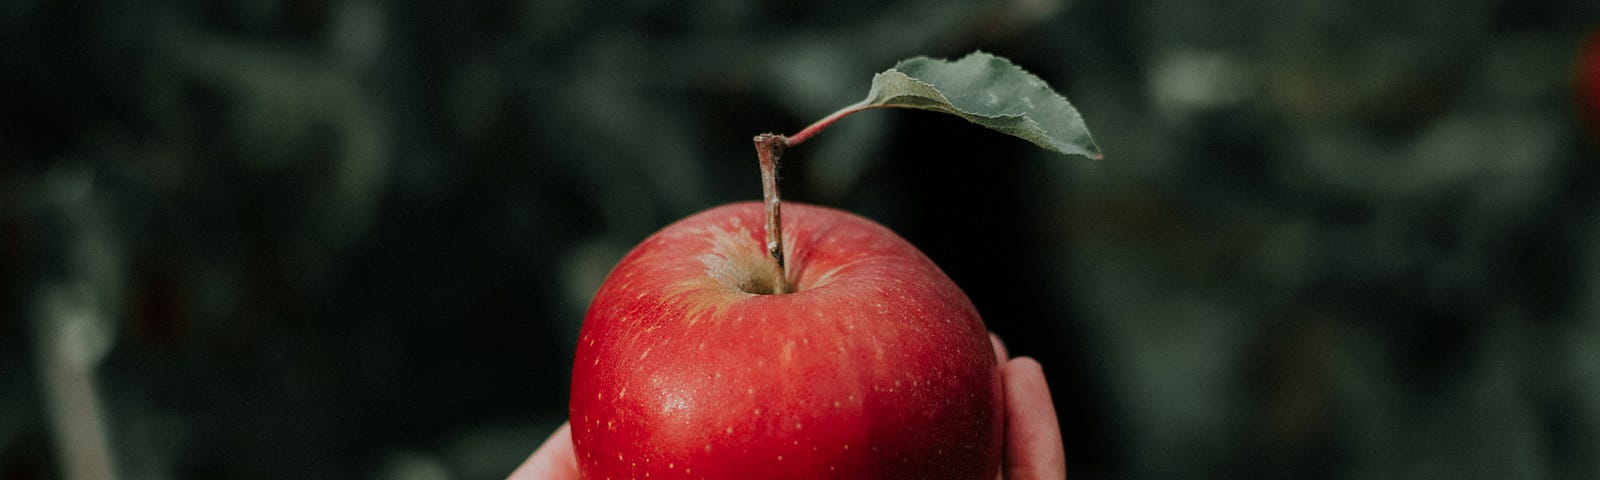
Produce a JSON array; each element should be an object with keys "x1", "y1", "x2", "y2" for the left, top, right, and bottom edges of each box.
[{"x1": 514, "y1": 52, "x2": 1097, "y2": 480}]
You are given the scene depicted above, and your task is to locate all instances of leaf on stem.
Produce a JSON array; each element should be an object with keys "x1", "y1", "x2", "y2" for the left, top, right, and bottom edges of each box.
[{"x1": 854, "y1": 51, "x2": 1101, "y2": 159}]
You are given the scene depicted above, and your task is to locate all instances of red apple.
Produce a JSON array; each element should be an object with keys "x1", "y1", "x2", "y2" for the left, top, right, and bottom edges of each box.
[{"x1": 570, "y1": 201, "x2": 1004, "y2": 479}]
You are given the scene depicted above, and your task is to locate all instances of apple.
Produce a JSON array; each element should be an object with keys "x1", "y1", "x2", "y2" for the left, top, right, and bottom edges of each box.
[
  {"x1": 562, "y1": 52, "x2": 1098, "y2": 479},
  {"x1": 569, "y1": 201, "x2": 1004, "y2": 479}
]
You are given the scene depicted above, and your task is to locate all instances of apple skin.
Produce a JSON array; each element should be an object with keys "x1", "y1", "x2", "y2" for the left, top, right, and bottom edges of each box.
[{"x1": 570, "y1": 201, "x2": 1004, "y2": 479}]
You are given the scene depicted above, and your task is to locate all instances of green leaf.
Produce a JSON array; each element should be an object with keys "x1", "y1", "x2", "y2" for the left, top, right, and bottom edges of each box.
[{"x1": 857, "y1": 51, "x2": 1101, "y2": 159}]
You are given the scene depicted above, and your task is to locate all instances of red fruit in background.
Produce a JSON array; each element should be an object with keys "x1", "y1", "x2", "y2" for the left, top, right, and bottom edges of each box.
[
  {"x1": 570, "y1": 201, "x2": 1004, "y2": 479},
  {"x1": 1578, "y1": 25, "x2": 1600, "y2": 138}
]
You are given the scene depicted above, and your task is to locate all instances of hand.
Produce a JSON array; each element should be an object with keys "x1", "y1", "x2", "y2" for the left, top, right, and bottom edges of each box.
[
  {"x1": 989, "y1": 333, "x2": 1068, "y2": 480},
  {"x1": 508, "y1": 333, "x2": 1065, "y2": 480}
]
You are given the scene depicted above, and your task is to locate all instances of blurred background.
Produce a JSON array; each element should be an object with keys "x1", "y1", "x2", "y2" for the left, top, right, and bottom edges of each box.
[{"x1": 5, "y1": 0, "x2": 1600, "y2": 478}]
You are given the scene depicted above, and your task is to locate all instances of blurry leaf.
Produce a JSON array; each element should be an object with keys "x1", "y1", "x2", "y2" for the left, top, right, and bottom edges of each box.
[{"x1": 856, "y1": 51, "x2": 1101, "y2": 159}]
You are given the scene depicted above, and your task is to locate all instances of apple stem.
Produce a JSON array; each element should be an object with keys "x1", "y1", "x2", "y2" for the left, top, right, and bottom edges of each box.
[
  {"x1": 784, "y1": 102, "x2": 875, "y2": 148},
  {"x1": 747, "y1": 102, "x2": 882, "y2": 294},
  {"x1": 753, "y1": 133, "x2": 791, "y2": 294}
]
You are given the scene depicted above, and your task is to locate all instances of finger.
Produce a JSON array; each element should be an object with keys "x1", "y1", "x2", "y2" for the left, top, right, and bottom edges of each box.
[
  {"x1": 508, "y1": 422, "x2": 580, "y2": 480},
  {"x1": 1002, "y1": 357, "x2": 1065, "y2": 480},
  {"x1": 990, "y1": 333, "x2": 1010, "y2": 366}
]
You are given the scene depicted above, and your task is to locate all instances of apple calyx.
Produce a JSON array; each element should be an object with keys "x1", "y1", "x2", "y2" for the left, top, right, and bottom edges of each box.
[{"x1": 752, "y1": 132, "x2": 791, "y2": 294}]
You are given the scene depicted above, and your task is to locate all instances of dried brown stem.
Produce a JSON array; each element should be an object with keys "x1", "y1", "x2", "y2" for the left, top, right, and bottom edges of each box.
[{"x1": 753, "y1": 133, "x2": 790, "y2": 294}]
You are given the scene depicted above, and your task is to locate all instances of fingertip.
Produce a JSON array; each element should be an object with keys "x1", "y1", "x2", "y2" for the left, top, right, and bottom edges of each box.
[
  {"x1": 509, "y1": 422, "x2": 580, "y2": 480},
  {"x1": 1006, "y1": 356, "x2": 1044, "y2": 378},
  {"x1": 1003, "y1": 356, "x2": 1065, "y2": 480},
  {"x1": 990, "y1": 333, "x2": 1010, "y2": 365}
]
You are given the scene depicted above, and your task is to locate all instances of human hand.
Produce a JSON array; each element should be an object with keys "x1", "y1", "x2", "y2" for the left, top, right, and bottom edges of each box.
[
  {"x1": 510, "y1": 420, "x2": 578, "y2": 479},
  {"x1": 989, "y1": 333, "x2": 1067, "y2": 480},
  {"x1": 508, "y1": 333, "x2": 1065, "y2": 480}
]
